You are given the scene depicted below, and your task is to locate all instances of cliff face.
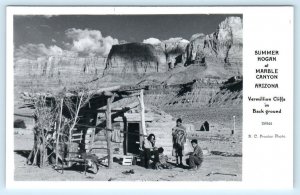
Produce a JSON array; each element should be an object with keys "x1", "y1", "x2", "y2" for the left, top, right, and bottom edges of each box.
[
  {"x1": 14, "y1": 56, "x2": 107, "y2": 77},
  {"x1": 103, "y1": 17, "x2": 242, "y2": 78},
  {"x1": 95, "y1": 76, "x2": 242, "y2": 110},
  {"x1": 14, "y1": 55, "x2": 108, "y2": 94},
  {"x1": 104, "y1": 38, "x2": 189, "y2": 75},
  {"x1": 161, "y1": 38, "x2": 189, "y2": 68},
  {"x1": 14, "y1": 16, "x2": 243, "y2": 99},
  {"x1": 104, "y1": 43, "x2": 167, "y2": 75},
  {"x1": 185, "y1": 17, "x2": 242, "y2": 75},
  {"x1": 208, "y1": 77, "x2": 243, "y2": 107}
]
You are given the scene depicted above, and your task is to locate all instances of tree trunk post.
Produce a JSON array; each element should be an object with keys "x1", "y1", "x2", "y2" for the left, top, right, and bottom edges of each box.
[
  {"x1": 138, "y1": 89, "x2": 147, "y2": 148},
  {"x1": 55, "y1": 98, "x2": 64, "y2": 167},
  {"x1": 232, "y1": 115, "x2": 236, "y2": 135},
  {"x1": 106, "y1": 94, "x2": 115, "y2": 169}
]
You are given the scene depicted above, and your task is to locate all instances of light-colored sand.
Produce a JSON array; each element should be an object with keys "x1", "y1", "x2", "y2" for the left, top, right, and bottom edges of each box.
[{"x1": 14, "y1": 131, "x2": 242, "y2": 181}]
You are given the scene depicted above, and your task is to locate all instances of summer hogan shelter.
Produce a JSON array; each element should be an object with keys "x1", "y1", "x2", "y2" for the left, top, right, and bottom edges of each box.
[{"x1": 22, "y1": 84, "x2": 194, "y2": 169}]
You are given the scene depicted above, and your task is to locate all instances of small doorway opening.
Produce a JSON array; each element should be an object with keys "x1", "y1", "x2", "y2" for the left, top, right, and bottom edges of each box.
[{"x1": 126, "y1": 122, "x2": 141, "y2": 155}]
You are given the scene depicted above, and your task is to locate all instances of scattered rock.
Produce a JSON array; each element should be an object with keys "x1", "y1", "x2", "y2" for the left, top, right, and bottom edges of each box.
[
  {"x1": 122, "y1": 169, "x2": 135, "y2": 175},
  {"x1": 210, "y1": 151, "x2": 242, "y2": 157},
  {"x1": 14, "y1": 119, "x2": 26, "y2": 129},
  {"x1": 108, "y1": 177, "x2": 116, "y2": 181},
  {"x1": 206, "y1": 171, "x2": 237, "y2": 177}
]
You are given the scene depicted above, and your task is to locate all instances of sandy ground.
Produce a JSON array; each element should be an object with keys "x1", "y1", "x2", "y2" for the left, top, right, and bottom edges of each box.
[
  {"x1": 14, "y1": 132, "x2": 242, "y2": 181},
  {"x1": 13, "y1": 105, "x2": 242, "y2": 181}
]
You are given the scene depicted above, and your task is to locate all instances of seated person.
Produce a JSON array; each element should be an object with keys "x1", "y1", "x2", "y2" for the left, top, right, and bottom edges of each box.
[
  {"x1": 143, "y1": 134, "x2": 159, "y2": 169},
  {"x1": 155, "y1": 147, "x2": 172, "y2": 169},
  {"x1": 186, "y1": 139, "x2": 203, "y2": 171}
]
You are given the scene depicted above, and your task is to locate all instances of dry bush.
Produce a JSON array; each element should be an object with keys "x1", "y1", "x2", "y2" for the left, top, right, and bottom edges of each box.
[{"x1": 26, "y1": 86, "x2": 96, "y2": 168}]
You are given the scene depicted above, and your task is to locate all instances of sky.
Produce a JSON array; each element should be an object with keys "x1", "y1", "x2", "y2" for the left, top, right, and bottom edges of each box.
[{"x1": 13, "y1": 14, "x2": 242, "y2": 60}]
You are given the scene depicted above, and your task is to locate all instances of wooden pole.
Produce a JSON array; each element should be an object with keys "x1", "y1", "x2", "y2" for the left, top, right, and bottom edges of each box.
[
  {"x1": 106, "y1": 94, "x2": 115, "y2": 169},
  {"x1": 69, "y1": 95, "x2": 83, "y2": 134},
  {"x1": 55, "y1": 98, "x2": 64, "y2": 167},
  {"x1": 138, "y1": 89, "x2": 147, "y2": 149},
  {"x1": 41, "y1": 129, "x2": 46, "y2": 167},
  {"x1": 232, "y1": 116, "x2": 236, "y2": 135}
]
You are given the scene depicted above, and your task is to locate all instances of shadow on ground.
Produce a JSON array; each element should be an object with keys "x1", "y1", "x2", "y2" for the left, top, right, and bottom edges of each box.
[
  {"x1": 167, "y1": 161, "x2": 190, "y2": 169},
  {"x1": 14, "y1": 150, "x2": 31, "y2": 158}
]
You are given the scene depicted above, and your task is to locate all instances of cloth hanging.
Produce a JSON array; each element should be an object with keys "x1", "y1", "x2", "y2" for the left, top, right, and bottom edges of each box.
[{"x1": 111, "y1": 129, "x2": 122, "y2": 143}]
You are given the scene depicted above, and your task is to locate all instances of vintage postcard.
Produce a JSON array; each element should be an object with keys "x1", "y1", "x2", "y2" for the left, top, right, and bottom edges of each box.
[{"x1": 6, "y1": 6, "x2": 293, "y2": 189}]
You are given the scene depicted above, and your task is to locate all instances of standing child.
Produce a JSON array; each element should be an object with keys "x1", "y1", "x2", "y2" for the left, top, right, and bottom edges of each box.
[{"x1": 172, "y1": 118, "x2": 187, "y2": 166}]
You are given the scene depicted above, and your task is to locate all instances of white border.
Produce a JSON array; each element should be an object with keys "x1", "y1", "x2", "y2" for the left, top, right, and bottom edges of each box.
[{"x1": 6, "y1": 6, "x2": 294, "y2": 189}]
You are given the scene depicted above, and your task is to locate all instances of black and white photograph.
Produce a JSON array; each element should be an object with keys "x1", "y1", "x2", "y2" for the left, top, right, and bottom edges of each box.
[{"x1": 11, "y1": 9, "x2": 243, "y2": 182}]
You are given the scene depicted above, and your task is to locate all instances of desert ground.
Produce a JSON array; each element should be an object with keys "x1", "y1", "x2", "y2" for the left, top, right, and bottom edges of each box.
[{"x1": 14, "y1": 107, "x2": 242, "y2": 181}]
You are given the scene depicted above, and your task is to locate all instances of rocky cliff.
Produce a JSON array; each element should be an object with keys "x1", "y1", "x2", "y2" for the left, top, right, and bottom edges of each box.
[
  {"x1": 14, "y1": 56, "x2": 107, "y2": 77},
  {"x1": 103, "y1": 43, "x2": 167, "y2": 75},
  {"x1": 14, "y1": 16, "x2": 243, "y2": 107},
  {"x1": 15, "y1": 17, "x2": 242, "y2": 83},
  {"x1": 185, "y1": 17, "x2": 242, "y2": 76},
  {"x1": 161, "y1": 38, "x2": 189, "y2": 68},
  {"x1": 101, "y1": 76, "x2": 242, "y2": 110},
  {"x1": 103, "y1": 38, "x2": 189, "y2": 75},
  {"x1": 103, "y1": 17, "x2": 242, "y2": 79}
]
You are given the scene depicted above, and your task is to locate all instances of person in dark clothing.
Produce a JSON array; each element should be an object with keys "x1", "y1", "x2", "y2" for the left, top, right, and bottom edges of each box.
[
  {"x1": 143, "y1": 134, "x2": 159, "y2": 169},
  {"x1": 186, "y1": 139, "x2": 203, "y2": 171}
]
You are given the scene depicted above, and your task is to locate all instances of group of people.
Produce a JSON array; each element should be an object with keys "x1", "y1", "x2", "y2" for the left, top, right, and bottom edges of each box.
[{"x1": 142, "y1": 118, "x2": 203, "y2": 171}]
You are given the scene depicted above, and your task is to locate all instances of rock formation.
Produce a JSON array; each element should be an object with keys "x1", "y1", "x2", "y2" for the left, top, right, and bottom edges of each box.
[
  {"x1": 15, "y1": 17, "x2": 242, "y2": 82},
  {"x1": 161, "y1": 38, "x2": 189, "y2": 69},
  {"x1": 104, "y1": 38, "x2": 189, "y2": 75},
  {"x1": 103, "y1": 17, "x2": 242, "y2": 78},
  {"x1": 184, "y1": 17, "x2": 242, "y2": 76},
  {"x1": 104, "y1": 42, "x2": 167, "y2": 75},
  {"x1": 14, "y1": 16, "x2": 243, "y2": 108},
  {"x1": 14, "y1": 56, "x2": 107, "y2": 77}
]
